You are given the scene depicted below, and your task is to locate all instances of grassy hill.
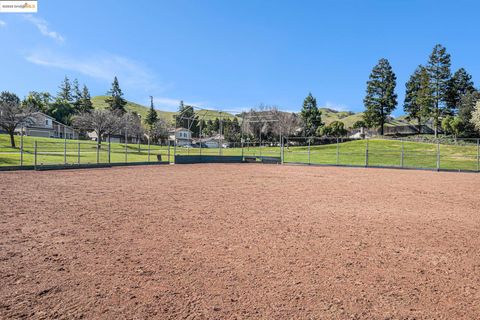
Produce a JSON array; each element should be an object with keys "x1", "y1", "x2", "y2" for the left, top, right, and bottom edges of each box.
[
  {"x1": 319, "y1": 107, "x2": 415, "y2": 128},
  {"x1": 91, "y1": 96, "x2": 234, "y2": 124}
]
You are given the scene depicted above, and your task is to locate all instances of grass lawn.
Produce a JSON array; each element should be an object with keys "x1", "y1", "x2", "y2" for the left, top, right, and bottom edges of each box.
[{"x1": 1, "y1": 134, "x2": 479, "y2": 171}]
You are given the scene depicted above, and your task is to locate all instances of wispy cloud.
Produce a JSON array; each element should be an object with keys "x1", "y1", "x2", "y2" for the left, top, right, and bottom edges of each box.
[
  {"x1": 22, "y1": 14, "x2": 64, "y2": 42},
  {"x1": 0, "y1": 20, "x2": 6, "y2": 28},
  {"x1": 25, "y1": 50, "x2": 162, "y2": 92},
  {"x1": 324, "y1": 101, "x2": 349, "y2": 112}
]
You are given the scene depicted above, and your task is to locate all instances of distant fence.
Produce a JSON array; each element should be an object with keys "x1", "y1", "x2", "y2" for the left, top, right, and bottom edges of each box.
[
  {"x1": 0, "y1": 138, "x2": 172, "y2": 170},
  {"x1": 1, "y1": 135, "x2": 479, "y2": 172},
  {"x1": 283, "y1": 137, "x2": 480, "y2": 172},
  {"x1": 348, "y1": 125, "x2": 435, "y2": 137}
]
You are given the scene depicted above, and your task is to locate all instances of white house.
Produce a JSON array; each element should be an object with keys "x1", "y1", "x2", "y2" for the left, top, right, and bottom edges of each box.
[
  {"x1": 15, "y1": 112, "x2": 78, "y2": 139},
  {"x1": 169, "y1": 128, "x2": 192, "y2": 146}
]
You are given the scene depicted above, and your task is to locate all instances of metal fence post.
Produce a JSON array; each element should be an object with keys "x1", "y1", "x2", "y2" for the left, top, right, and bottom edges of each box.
[
  {"x1": 96, "y1": 143, "x2": 100, "y2": 164},
  {"x1": 20, "y1": 131, "x2": 24, "y2": 166},
  {"x1": 336, "y1": 137, "x2": 339, "y2": 165},
  {"x1": 477, "y1": 138, "x2": 479, "y2": 172},
  {"x1": 77, "y1": 142, "x2": 80, "y2": 165},
  {"x1": 280, "y1": 135, "x2": 284, "y2": 164},
  {"x1": 365, "y1": 139, "x2": 369, "y2": 167},
  {"x1": 34, "y1": 140, "x2": 37, "y2": 169},
  {"x1": 308, "y1": 138, "x2": 311, "y2": 165},
  {"x1": 64, "y1": 138, "x2": 67, "y2": 165},
  {"x1": 125, "y1": 131, "x2": 128, "y2": 163},
  {"x1": 108, "y1": 141, "x2": 111, "y2": 164},
  {"x1": 168, "y1": 140, "x2": 172, "y2": 164},
  {"x1": 401, "y1": 139, "x2": 404, "y2": 168},
  {"x1": 148, "y1": 138, "x2": 151, "y2": 162},
  {"x1": 436, "y1": 141, "x2": 440, "y2": 171}
]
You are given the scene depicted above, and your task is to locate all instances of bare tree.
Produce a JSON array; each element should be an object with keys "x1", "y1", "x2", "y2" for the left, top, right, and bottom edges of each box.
[
  {"x1": 272, "y1": 108, "x2": 301, "y2": 137},
  {"x1": 0, "y1": 91, "x2": 35, "y2": 148},
  {"x1": 123, "y1": 111, "x2": 144, "y2": 143},
  {"x1": 72, "y1": 109, "x2": 122, "y2": 147},
  {"x1": 148, "y1": 118, "x2": 169, "y2": 144}
]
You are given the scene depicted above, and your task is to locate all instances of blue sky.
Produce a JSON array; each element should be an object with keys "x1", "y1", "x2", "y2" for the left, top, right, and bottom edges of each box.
[{"x1": 0, "y1": 0, "x2": 479, "y2": 116}]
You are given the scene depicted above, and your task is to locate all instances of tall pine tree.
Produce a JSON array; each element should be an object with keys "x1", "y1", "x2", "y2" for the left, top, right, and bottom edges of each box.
[
  {"x1": 445, "y1": 68, "x2": 475, "y2": 114},
  {"x1": 404, "y1": 65, "x2": 433, "y2": 133},
  {"x1": 72, "y1": 78, "x2": 82, "y2": 112},
  {"x1": 427, "y1": 44, "x2": 451, "y2": 137},
  {"x1": 57, "y1": 76, "x2": 73, "y2": 103},
  {"x1": 145, "y1": 96, "x2": 159, "y2": 132},
  {"x1": 363, "y1": 58, "x2": 397, "y2": 135},
  {"x1": 299, "y1": 93, "x2": 322, "y2": 137},
  {"x1": 105, "y1": 76, "x2": 127, "y2": 114},
  {"x1": 79, "y1": 85, "x2": 93, "y2": 113}
]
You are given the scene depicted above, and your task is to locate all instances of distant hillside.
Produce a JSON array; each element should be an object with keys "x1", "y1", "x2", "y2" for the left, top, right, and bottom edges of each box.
[
  {"x1": 91, "y1": 96, "x2": 234, "y2": 125},
  {"x1": 319, "y1": 107, "x2": 414, "y2": 128}
]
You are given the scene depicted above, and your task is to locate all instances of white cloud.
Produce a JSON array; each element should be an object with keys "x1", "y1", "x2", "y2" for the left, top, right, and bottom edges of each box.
[
  {"x1": 25, "y1": 50, "x2": 161, "y2": 92},
  {"x1": 22, "y1": 14, "x2": 64, "y2": 42},
  {"x1": 0, "y1": 20, "x2": 6, "y2": 27},
  {"x1": 324, "y1": 101, "x2": 349, "y2": 112}
]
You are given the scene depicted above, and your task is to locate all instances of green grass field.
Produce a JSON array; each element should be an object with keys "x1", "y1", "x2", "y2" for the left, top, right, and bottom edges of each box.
[{"x1": 1, "y1": 134, "x2": 479, "y2": 171}]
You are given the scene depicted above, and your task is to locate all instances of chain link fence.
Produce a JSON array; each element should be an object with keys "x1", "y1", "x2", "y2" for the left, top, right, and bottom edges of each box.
[
  {"x1": 1, "y1": 135, "x2": 479, "y2": 172},
  {"x1": 0, "y1": 136, "x2": 172, "y2": 169},
  {"x1": 282, "y1": 136, "x2": 480, "y2": 172}
]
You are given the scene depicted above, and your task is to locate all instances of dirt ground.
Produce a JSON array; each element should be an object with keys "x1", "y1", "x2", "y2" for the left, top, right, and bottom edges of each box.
[{"x1": 1, "y1": 164, "x2": 480, "y2": 319}]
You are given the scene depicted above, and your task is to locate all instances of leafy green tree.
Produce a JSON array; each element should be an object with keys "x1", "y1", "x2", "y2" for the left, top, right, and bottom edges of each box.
[
  {"x1": 175, "y1": 101, "x2": 200, "y2": 135},
  {"x1": 427, "y1": 44, "x2": 451, "y2": 137},
  {"x1": 352, "y1": 120, "x2": 366, "y2": 129},
  {"x1": 363, "y1": 58, "x2": 397, "y2": 135},
  {"x1": 105, "y1": 76, "x2": 127, "y2": 114},
  {"x1": 458, "y1": 90, "x2": 480, "y2": 135},
  {"x1": 224, "y1": 117, "x2": 241, "y2": 142},
  {"x1": 404, "y1": 65, "x2": 434, "y2": 133},
  {"x1": 442, "y1": 115, "x2": 463, "y2": 139},
  {"x1": 445, "y1": 68, "x2": 475, "y2": 114},
  {"x1": 23, "y1": 91, "x2": 52, "y2": 113},
  {"x1": 48, "y1": 76, "x2": 75, "y2": 124},
  {"x1": 317, "y1": 121, "x2": 347, "y2": 137},
  {"x1": 145, "y1": 96, "x2": 159, "y2": 133},
  {"x1": 300, "y1": 92, "x2": 323, "y2": 136}
]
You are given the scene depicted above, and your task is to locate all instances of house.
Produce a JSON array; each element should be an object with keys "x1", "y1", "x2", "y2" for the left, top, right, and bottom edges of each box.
[
  {"x1": 15, "y1": 112, "x2": 78, "y2": 139},
  {"x1": 169, "y1": 128, "x2": 192, "y2": 146},
  {"x1": 193, "y1": 134, "x2": 229, "y2": 148},
  {"x1": 87, "y1": 130, "x2": 142, "y2": 144}
]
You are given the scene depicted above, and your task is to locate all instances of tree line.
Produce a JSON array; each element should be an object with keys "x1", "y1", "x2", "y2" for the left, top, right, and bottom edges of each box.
[
  {"x1": 0, "y1": 76, "x2": 169, "y2": 148},
  {"x1": 363, "y1": 44, "x2": 479, "y2": 137}
]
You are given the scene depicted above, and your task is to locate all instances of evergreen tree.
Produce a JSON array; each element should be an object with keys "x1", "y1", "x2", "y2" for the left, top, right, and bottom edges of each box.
[
  {"x1": 49, "y1": 76, "x2": 75, "y2": 124},
  {"x1": 427, "y1": 44, "x2": 451, "y2": 137},
  {"x1": 445, "y1": 68, "x2": 475, "y2": 114},
  {"x1": 57, "y1": 76, "x2": 73, "y2": 103},
  {"x1": 105, "y1": 76, "x2": 127, "y2": 114},
  {"x1": 404, "y1": 65, "x2": 433, "y2": 133},
  {"x1": 145, "y1": 96, "x2": 159, "y2": 132},
  {"x1": 175, "y1": 100, "x2": 199, "y2": 134},
  {"x1": 79, "y1": 85, "x2": 93, "y2": 113},
  {"x1": 299, "y1": 92, "x2": 323, "y2": 136},
  {"x1": 72, "y1": 78, "x2": 82, "y2": 111},
  {"x1": 363, "y1": 58, "x2": 397, "y2": 135}
]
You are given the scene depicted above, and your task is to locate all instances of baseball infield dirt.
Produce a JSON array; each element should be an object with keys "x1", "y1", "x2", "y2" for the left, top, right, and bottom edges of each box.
[{"x1": 1, "y1": 164, "x2": 480, "y2": 319}]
